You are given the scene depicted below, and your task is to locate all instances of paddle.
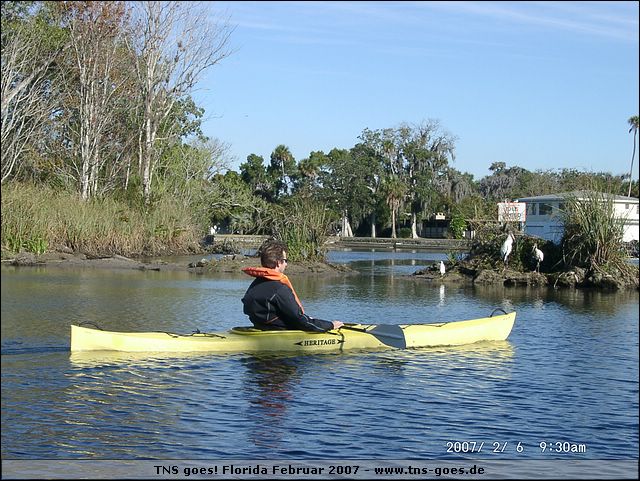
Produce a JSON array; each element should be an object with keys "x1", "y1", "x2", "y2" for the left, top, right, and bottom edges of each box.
[{"x1": 338, "y1": 323, "x2": 407, "y2": 349}]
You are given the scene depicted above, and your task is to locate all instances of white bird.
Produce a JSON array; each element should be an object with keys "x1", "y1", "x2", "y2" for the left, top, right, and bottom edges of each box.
[
  {"x1": 439, "y1": 261, "x2": 446, "y2": 277},
  {"x1": 532, "y1": 243, "x2": 544, "y2": 273},
  {"x1": 500, "y1": 232, "x2": 515, "y2": 269}
]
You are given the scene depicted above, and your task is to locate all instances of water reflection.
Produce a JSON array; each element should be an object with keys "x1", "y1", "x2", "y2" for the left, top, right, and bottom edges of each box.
[
  {"x1": 327, "y1": 249, "x2": 448, "y2": 278},
  {"x1": 439, "y1": 284, "x2": 446, "y2": 306},
  {"x1": 68, "y1": 350, "x2": 215, "y2": 368},
  {"x1": 404, "y1": 340, "x2": 516, "y2": 382},
  {"x1": 465, "y1": 283, "x2": 640, "y2": 315},
  {"x1": 61, "y1": 355, "x2": 186, "y2": 457},
  {"x1": 241, "y1": 355, "x2": 302, "y2": 450},
  {"x1": 61, "y1": 352, "x2": 248, "y2": 458}
]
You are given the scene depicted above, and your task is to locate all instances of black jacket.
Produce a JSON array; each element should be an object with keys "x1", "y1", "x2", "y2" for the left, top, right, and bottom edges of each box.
[{"x1": 242, "y1": 277, "x2": 334, "y2": 332}]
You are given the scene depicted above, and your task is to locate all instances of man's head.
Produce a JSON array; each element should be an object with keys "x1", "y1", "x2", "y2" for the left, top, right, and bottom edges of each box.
[{"x1": 259, "y1": 239, "x2": 289, "y2": 270}]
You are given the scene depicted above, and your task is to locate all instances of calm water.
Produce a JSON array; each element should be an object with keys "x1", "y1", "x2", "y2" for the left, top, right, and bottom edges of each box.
[{"x1": 1, "y1": 249, "x2": 638, "y2": 464}]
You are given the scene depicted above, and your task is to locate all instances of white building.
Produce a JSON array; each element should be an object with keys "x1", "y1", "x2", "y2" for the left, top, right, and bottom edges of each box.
[{"x1": 515, "y1": 191, "x2": 639, "y2": 244}]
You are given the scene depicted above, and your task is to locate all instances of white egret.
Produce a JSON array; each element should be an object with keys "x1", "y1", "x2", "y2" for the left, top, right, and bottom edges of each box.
[
  {"x1": 532, "y1": 243, "x2": 544, "y2": 273},
  {"x1": 439, "y1": 261, "x2": 446, "y2": 277},
  {"x1": 500, "y1": 232, "x2": 515, "y2": 269}
]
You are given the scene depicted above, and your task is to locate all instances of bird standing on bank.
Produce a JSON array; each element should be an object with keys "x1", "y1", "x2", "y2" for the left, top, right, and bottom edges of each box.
[
  {"x1": 500, "y1": 232, "x2": 515, "y2": 269},
  {"x1": 439, "y1": 261, "x2": 446, "y2": 277},
  {"x1": 532, "y1": 243, "x2": 544, "y2": 273}
]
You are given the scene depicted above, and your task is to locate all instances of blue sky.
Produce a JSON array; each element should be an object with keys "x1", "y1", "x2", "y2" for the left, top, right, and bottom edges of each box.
[{"x1": 193, "y1": 1, "x2": 639, "y2": 181}]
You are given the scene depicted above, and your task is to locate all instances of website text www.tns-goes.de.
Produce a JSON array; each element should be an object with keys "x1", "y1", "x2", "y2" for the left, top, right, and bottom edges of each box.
[{"x1": 372, "y1": 465, "x2": 485, "y2": 476}]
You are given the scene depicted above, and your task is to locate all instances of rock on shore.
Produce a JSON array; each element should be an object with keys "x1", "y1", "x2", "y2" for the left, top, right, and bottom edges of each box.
[
  {"x1": 412, "y1": 261, "x2": 639, "y2": 290},
  {"x1": 188, "y1": 254, "x2": 355, "y2": 275}
]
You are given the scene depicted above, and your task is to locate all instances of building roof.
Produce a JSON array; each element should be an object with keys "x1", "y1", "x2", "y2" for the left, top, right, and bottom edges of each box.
[{"x1": 516, "y1": 190, "x2": 639, "y2": 203}]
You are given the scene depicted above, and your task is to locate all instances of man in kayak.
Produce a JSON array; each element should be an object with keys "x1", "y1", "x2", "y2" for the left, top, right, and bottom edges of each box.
[{"x1": 242, "y1": 239, "x2": 344, "y2": 332}]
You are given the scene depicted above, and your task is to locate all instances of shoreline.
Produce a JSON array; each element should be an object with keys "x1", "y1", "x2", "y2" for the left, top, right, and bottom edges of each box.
[
  {"x1": 2, "y1": 251, "x2": 357, "y2": 276},
  {"x1": 412, "y1": 262, "x2": 639, "y2": 290},
  {"x1": 3, "y1": 249, "x2": 638, "y2": 290}
]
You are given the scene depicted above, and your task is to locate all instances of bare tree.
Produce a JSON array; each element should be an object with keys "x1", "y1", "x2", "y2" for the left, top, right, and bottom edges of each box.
[
  {"x1": 1, "y1": 19, "x2": 61, "y2": 184},
  {"x1": 168, "y1": 136, "x2": 232, "y2": 207},
  {"x1": 58, "y1": 1, "x2": 130, "y2": 200},
  {"x1": 127, "y1": 1, "x2": 235, "y2": 204}
]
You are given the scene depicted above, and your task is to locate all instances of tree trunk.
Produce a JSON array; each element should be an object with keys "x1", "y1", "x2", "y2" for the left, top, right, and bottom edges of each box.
[
  {"x1": 629, "y1": 130, "x2": 637, "y2": 198},
  {"x1": 341, "y1": 212, "x2": 353, "y2": 237},
  {"x1": 142, "y1": 107, "x2": 154, "y2": 204},
  {"x1": 391, "y1": 209, "x2": 397, "y2": 238},
  {"x1": 80, "y1": 108, "x2": 91, "y2": 200}
]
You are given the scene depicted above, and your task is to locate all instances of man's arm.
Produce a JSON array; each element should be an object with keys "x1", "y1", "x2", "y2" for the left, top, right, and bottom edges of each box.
[{"x1": 273, "y1": 285, "x2": 340, "y2": 332}]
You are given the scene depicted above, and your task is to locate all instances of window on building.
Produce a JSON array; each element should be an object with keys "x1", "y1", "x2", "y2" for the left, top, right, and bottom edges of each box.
[
  {"x1": 539, "y1": 203, "x2": 553, "y2": 215},
  {"x1": 527, "y1": 203, "x2": 538, "y2": 216}
]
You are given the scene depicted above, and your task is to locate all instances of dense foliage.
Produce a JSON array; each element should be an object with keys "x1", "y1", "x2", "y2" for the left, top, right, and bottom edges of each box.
[{"x1": 1, "y1": 1, "x2": 638, "y2": 263}]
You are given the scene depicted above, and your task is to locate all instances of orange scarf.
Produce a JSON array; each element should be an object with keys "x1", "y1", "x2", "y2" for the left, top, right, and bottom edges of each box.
[{"x1": 242, "y1": 267, "x2": 304, "y2": 313}]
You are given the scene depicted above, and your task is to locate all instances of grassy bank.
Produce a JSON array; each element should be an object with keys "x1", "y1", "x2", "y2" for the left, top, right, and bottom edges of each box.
[{"x1": 1, "y1": 183, "x2": 204, "y2": 258}]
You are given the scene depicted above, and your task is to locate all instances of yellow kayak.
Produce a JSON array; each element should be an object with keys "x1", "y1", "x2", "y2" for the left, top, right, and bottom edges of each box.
[{"x1": 70, "y1": 310, "x2": 515, "y2": 353}]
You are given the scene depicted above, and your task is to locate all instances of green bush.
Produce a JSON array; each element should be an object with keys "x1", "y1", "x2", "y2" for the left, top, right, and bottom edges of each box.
[
  {"x1": 449, "y1": 212, "x2": 467, "y2": 239},
  {"x1": 397, "y1": 227, "x2": 412, "y2": 238}
]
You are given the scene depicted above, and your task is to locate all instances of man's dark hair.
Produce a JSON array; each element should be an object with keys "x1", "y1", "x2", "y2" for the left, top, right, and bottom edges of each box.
[{"x1": 258, "y1": 239, "x2": 287, "y2": 268}]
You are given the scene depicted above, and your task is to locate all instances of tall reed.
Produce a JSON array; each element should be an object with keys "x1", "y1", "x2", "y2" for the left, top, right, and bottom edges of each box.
[
  {"x1": 270, "y1": 198, "x2": 335, "y2": 262},
  {"x1": 561, "y1": 191, "x2": 631, "y2": 274},
  {"x1": 1, "y1": 183, "x2": 202, "y2": 257}
]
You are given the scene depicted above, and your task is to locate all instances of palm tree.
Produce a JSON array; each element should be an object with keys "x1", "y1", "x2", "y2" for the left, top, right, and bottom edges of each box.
[
  {"x1": 270, "y1": 144, "x2": 294, "y2": 197},
  {"x1": 382, "y1": 175, "x2": 407, "y2": 238},
  {"x1": 628, "y1": 115, "x2": 639, "y2": 198}
]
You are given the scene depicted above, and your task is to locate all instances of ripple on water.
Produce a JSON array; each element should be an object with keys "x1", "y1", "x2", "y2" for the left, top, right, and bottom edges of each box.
[{"x1": 2, "y1": 266, "x2": 638, "y2": 460}]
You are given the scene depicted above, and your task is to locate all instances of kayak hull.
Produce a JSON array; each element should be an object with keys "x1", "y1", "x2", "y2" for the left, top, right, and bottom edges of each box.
[{"x1": 70, "y1": 311, "x2": 516, "y2": 353}]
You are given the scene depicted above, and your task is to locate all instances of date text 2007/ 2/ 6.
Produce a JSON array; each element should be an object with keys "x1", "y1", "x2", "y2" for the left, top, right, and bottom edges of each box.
[{"x1": 446, "y1": 441, "x2": 525, "y2": 454}]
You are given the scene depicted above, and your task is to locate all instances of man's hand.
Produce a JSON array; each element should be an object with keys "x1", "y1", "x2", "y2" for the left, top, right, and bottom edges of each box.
[{"x1": 332, "y1": 320, "x2": 344, "y2": 329}]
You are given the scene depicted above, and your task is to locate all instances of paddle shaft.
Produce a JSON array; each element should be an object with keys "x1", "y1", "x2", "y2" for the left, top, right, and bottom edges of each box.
[{"x1": 339, "y1": 324, "x2": 405, "y2": 340}]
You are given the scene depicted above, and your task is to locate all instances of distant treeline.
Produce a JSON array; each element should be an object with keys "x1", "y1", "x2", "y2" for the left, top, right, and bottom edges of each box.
[{"x1": 1, "y1": 2, "x2": 638, "y2": 256}]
